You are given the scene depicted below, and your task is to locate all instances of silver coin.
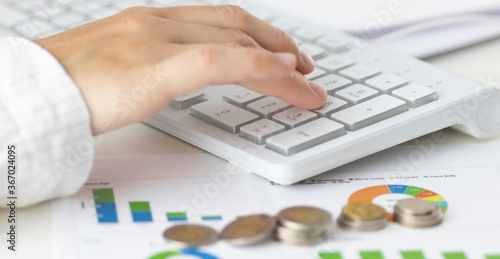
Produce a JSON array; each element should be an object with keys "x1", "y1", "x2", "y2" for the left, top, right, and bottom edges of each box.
[
  {"x1": 395, "y1": 198, "x2": 439, "y2": 216},
  {"x1": 221, "y1": 214, "x2": 276, "y2": 246},
  {"x1": 163, "y1": 224, "x2": 218, "y2": 247},
  {"x1": 394, "y1": 199, "x2": 444, "y2": 228},
  {"x1": 277, "y1": 206, "x2": 332, "y2": 232}
]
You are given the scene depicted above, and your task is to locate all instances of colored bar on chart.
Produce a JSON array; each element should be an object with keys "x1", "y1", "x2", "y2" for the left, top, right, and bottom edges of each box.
[
  {"x1": 360, "y1": 251, "x2": 384, "y2": 259},
  {"x1": 486, "y1": 255, "x2": 500, "y2": 259},
  {"x1": 400, "y1": 251, "x2": 425, "y2": 259},
  {"x1": 202, "y1": 215, "x2": 223, "y2": 221},
  {"x1": 93, "y1": 188, "x2": 118, "y2": 223},
  {"x1": 404, "y1": 186, "x2": 426, "y2": 195},
  {"x1": 129, "y1": 201, "x2": 153, "y2": 222},
  {"x1": 443, "y1": 252, "x2": 467, "y2": 259},
  {"x1": 388, "y1": 185, "x2": 408, "y2": 194},
  {"x1": 318, "y1": 252, "x2": 343, "y2": 259},
  {"x1": 167, "y1": 212, "x2": 188, "y2": 221}
]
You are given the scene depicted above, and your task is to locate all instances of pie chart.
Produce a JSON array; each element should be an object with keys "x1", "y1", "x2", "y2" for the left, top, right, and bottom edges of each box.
[{"x1": 348, "y1": 185, "x2": 448, "y2": 221}]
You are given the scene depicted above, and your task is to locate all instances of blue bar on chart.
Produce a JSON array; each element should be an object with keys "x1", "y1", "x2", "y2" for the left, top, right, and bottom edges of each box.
[
  {"x1": 166, "y1": 212, "x2": 188, "y2": 222},
  {"x1": 202, "y1": 215, "x2": 223, "y2": 221},
  {"x1": 93, "y1": 188, "x2": 118, "y2": 223},
  {"x1": 129, "y1": 201, "x2": 153, "y2": 222}
]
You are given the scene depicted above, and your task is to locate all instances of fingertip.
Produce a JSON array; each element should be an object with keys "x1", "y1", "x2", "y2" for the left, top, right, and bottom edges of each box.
[
  {"x1": 298, "y1": 49, "x2": 315, "y2": 74},
  {"x1": 305, "y1": 80, "x2": 327, "y2": 109},
  {"x1": 308, "y1": 80, "x2": 327, "y2": 97}
]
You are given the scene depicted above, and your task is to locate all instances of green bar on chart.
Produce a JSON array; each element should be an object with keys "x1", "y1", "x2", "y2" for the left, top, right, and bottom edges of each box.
[
  {"x1": 400, "y1": 251, "x2": 425, "y2": 259},
  {"x1": 318, "y1": 252, "x2": 343, "y2": 259},
  {"x1": 485, "y1": 255, "x2": 500, "y2": 259},
  {"x1": 93, "y1": 188, "x2": 115, "y2": 203},
  {"x1": 443, "y1": 252, "x2": 467, "y2": 259},
  {"x1": 360, "y1": 251, "x2": 384, "y2": 259},
  {"x1": 129, "y1": 201, "x2": 150, "y2": 212}
]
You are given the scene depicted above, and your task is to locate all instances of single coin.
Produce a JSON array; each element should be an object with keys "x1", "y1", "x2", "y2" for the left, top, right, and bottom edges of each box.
[
  {"x1": 341, "y1": 202, "x2": 386, "y2": 221},
  {"x1": 221, "y1": 214, "x2": 276, "y2": 246},
  {"x1": 277, "y1": 206, "x2": 332, "y2": 231},
  {"x1": 163, "y1": 224, "x2": 218, "y2": 247},
  {"x1": 276, "y1": 230, "x2": 328, "y2": 246}
]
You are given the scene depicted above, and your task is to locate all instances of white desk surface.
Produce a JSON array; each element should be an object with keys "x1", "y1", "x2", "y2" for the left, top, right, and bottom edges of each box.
[{"x1": 3, "y1": 37, "x2": 500, "y2": 259}]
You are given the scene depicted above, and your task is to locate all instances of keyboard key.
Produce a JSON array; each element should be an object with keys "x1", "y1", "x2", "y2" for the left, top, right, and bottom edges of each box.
[
  {"x1": 240, "y1": 119, "x2": 286, "y2": 145},
  {"x1": 36, "y1": 28, "x2": 65, "y2": 39},
  {"x1": 0, "y1": 4, "x2": 29, "y2": 28},
  {"x1": 269, "y1": 18, "x2": 300, "y2": 32},
  {"x1": 266, "y1": 118, "x2": 345, "y2": 156},
  {"x1": 313, "y1": 74, "x2": 352, "y2": 94},
  {"x1": 223, "y1": 89, "x2": 263, "y2": 108},
  {"x1": 331, "y1": 95, "x2": 407, "y2": 131},
  {"x1": 315, "y1": 55, "x2": 354, "y2": 72},
  {"x1": 248, "y1": 96, "x2": 292, "y2": 118},
  {"x1": 312, "y1": 96, "x2": 348, "y2": 117},
  {"x1": 317, "y1": 35, "x2": 351, "y2": 53},
  {"x1": 365, "y1": 73, "x2": 408, "y2": 93},
  {"x1": 247, "y1": 7, "x2": 274, "y2": 21},
  {"x1": 13, "y1": 19, "x2": 57, "y2": 39},
  {"x1": 339, "y1": 64, "x2": 381, "y2": 82},
  {"x1": 190, "y1": 100, "x2": 259, "y2": 134},
  {"x1": 293, "y1": 26, "x2": 324, "y2": 41},
  {"x1": 170, "y1": 91, "x2": 206, "y2": 110},
  {"x1": 113, "y1": 0, "x2": 147, "y2": 10},
  {"x1": 71, "y1": 1, "x2": 106, "y2": 13},
  {"x1": 52, "y1": 13, "x2": 88, "y2": 29},
  {"x1": 305, "y1": 67, "x2": 327, "y2": 80},
  {"x1": 335, "y1": 84, "x2": 379, "y2": 104},
  {"x1": 272, "y1": 107, "x2": 317, "y2": 129},
  {"x1": 89, "y1": 7, "x2": 121, "y2": 21},
  {"x1": 299, "y1": 43, "x2": 326, "y2": 60},
  {"x1": 391, "y1": 83, "x2": 438, "y2": 108}
]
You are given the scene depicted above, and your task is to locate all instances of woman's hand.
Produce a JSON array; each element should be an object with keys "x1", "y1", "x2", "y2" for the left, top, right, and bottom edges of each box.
[{"x1": 34, "y1": 5, "x2": 327, "y2": 135}]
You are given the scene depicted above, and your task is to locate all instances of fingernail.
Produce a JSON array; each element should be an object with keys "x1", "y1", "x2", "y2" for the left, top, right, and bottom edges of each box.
[
  {"x1": 299, "y1": 49, "x2": 314, "y2": 67},
  {"x1": 274, "y1": 52, "x2": 296, "y2": 67},
  {"x1": 308, "y1": 80, "x2": 327, "y2": 96}
]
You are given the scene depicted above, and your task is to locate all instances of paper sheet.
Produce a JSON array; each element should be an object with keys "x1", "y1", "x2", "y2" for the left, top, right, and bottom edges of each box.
[{"x1": 52, "y1": 142, "x2": 500, "y2": 259}]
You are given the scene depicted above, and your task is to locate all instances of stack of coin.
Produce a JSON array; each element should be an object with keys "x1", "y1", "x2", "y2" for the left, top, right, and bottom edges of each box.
[
  {"x1": 163, "y1": 224, "x2": 218, "y2": 247},
  {"x1": 394, "y1": 198, "x2": 443, "y2": 227},
  {"x1": 221, "y1": 214, "x2": 276, "y2": 246},
  {"x1": 274, "y1": 206, "x2": 332, "y2": 245},
  {"x1": 337, "y1": 202, "x2": 388, "y2": 231}
]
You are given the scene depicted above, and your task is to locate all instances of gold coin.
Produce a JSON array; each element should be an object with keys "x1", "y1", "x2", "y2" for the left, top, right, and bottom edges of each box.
[
  {"x1": 221, "y1": 214, "x2": 276, "y2": 245},
  {"x1": 163, "y1": 224, "x2": 218, "y2": 247},
  {"x1": 341, "y1": 202, "x2": 386, "y2": 221}
]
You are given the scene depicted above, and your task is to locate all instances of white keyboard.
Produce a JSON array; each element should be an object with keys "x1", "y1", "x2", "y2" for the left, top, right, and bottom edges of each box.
[{"x1": 3, "y1": 0, "x2": 500, "y2": 184}]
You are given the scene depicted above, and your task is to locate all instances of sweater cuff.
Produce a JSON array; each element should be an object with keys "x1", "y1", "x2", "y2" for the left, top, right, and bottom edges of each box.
[{"x1": 0, "y1": 37, "x2": 94, "y2": 207}]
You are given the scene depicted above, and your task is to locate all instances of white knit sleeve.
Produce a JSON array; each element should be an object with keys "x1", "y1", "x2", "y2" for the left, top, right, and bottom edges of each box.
[{"x1": 0, "y1": 37, "x2": 94, "y2": 208}]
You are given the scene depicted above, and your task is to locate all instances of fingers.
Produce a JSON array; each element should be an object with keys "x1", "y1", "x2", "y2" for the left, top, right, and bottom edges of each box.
[
  {"x1": 155, "y1": 5, "x2": 315, "y2": 75},
  {"x1": 241, "y1": 72, "x2": 328, "y2": 110},
  {"x1": 148, "y1": 17, "x2": 260, "y2": 48},
  {"x1": 156, "y1": 44, "x2": 326, "y2": 109}
]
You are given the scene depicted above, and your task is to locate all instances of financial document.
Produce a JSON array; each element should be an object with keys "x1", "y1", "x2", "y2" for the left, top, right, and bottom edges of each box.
[{"x1": 52, "y1": 142, "x2": 500, "y2": 259}]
